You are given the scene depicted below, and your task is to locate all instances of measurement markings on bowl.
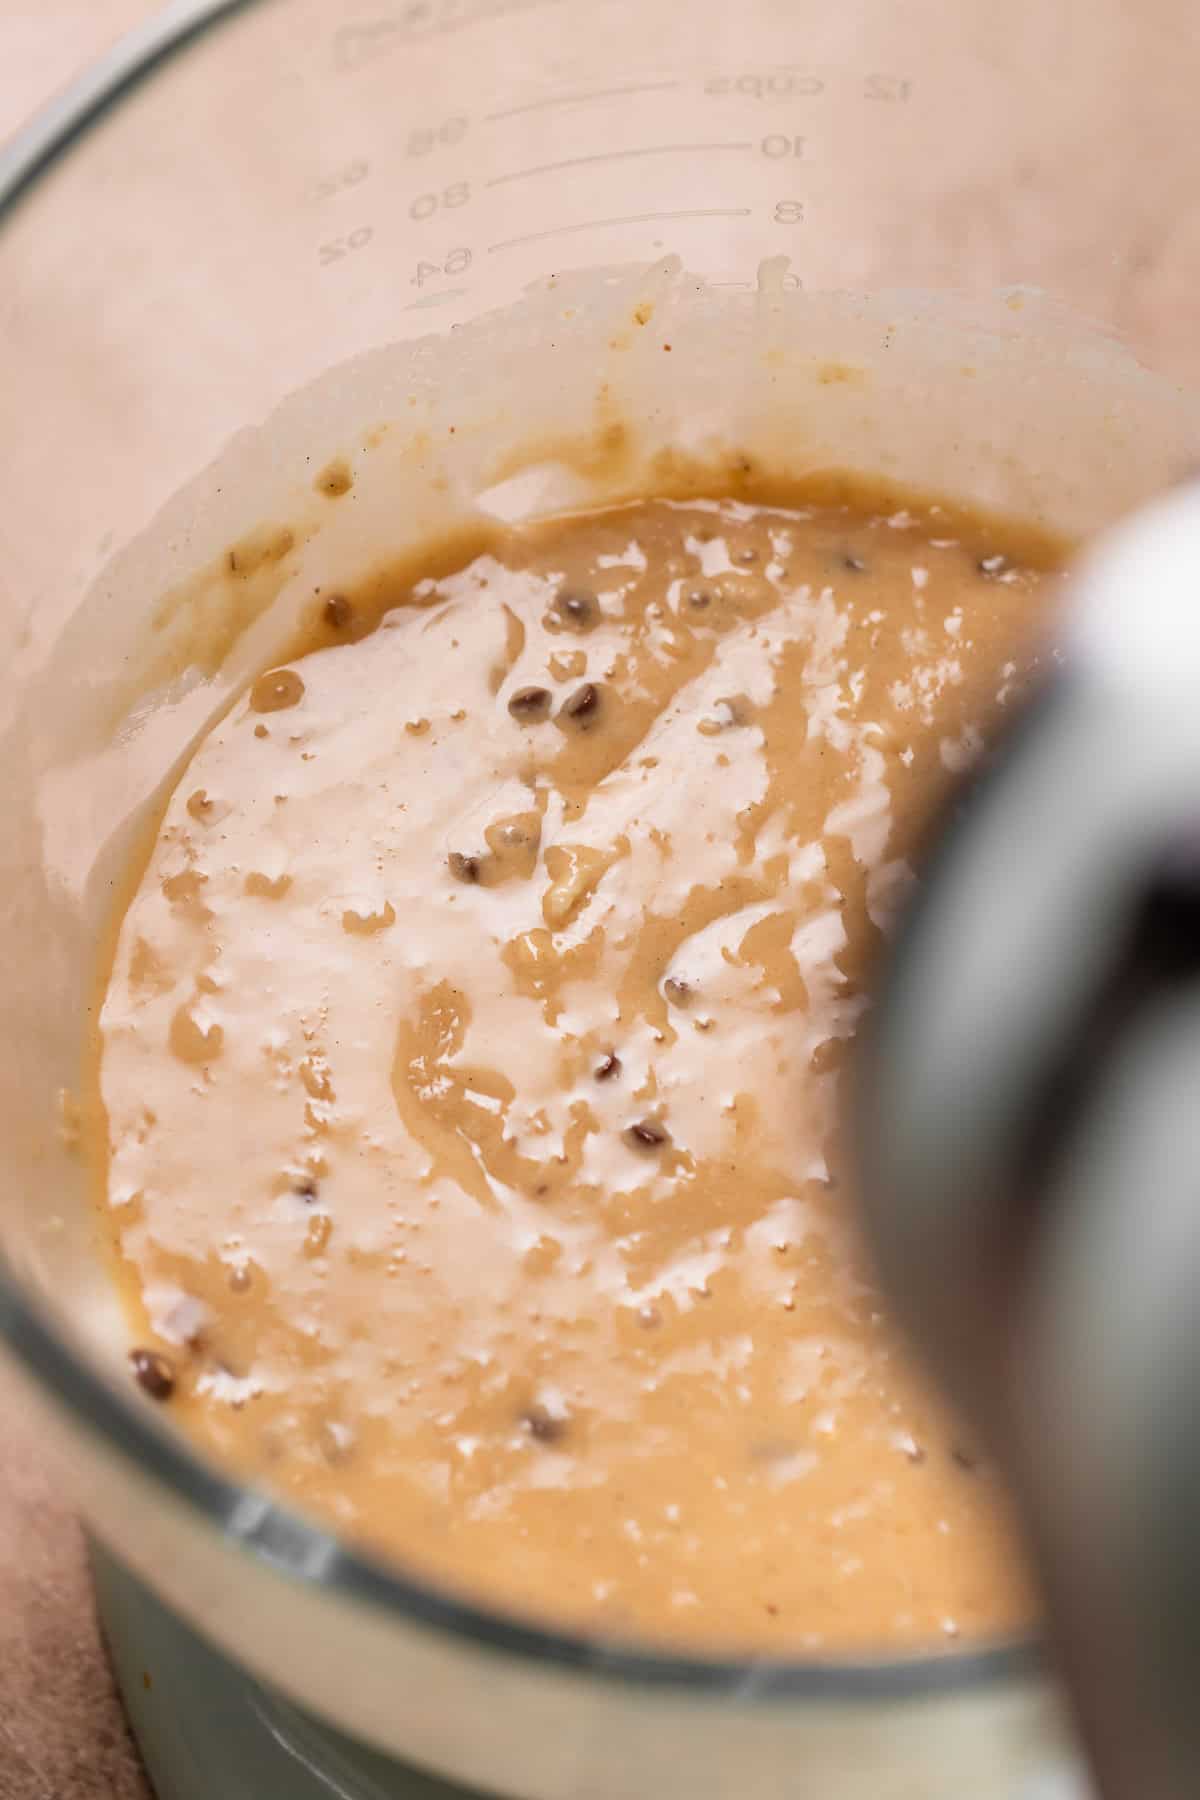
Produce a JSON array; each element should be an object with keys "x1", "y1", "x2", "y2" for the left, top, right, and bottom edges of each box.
[
  {"x1": 485, "y1": 142, "x2": 756, "y2": 187},
  {"x1": 411, "y1": 247, "x2": 474, "y2": 289},
  {"x1": 317, "y1": 226, "x2": 376, "y2": 268},
  {"x1": 485, "y1": 79, "x2": 684, "y2": 122},
  {"x1": 331, "y1": 0, "x2": 577, "y2": 73},
  {"x1": 701, "y1": 69, "x2": 913, "y2": 102},
  {"x1": 304, "y1": 61, "x2": 912, "y2": 286},
  {"x1": 486, "y1": 208, "x2": 753, "y2": 256},
  {"x1": 306, "y1": 119, "x2": 467, "y2": 207},
  {"x1": 704, "y1": 71, "x2": 828, "y2": 99}
]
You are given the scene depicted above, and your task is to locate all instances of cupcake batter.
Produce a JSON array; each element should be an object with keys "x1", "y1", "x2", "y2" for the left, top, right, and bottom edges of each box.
[{"x1": 93, "y1": 493, "x2": 1056, "y2": 1653}]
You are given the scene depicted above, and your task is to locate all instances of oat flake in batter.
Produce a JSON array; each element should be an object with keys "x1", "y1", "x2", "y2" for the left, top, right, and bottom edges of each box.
[{"x1": 92, "y1": 492, "x2": 1059, "y2": 1653}]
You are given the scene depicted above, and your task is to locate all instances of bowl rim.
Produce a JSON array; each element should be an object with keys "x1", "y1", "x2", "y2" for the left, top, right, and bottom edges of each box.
[{"x1": 0, "y1": 0, "x2": 1039, "y2": 1704}]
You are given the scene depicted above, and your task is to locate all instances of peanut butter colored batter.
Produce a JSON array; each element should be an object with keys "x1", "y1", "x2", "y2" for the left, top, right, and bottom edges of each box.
[{"x1": 92, "y1": 491, "x2": 1059, "y2": 1654}]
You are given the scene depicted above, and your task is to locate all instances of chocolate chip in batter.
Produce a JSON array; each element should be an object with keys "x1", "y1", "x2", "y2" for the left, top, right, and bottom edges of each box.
[
  {"x1": 448, "y1": 852, "x2": 482, "y2": 885},
  {"x1": 553, "y1": 588, "x2": 599, "y2": 632},
  {"x1": 664, "y1": 977, "x2": 693, "y2": 1008},
  {"x1": 842, "y1": 553, "x2": 868, "y2": 573},
  {"x1": 625, "y1": 1119, "x2": 670, "y2": 1152},
  {"x1": 250, "y1": 669, "x2": 305, "y2": 714},
  {"x1": 594, "y1": 1052, "x2": 622, "y2": 1082},
  {"x1": 323, "y1": 594, "x2": 353, "y2": 630},
  {"x1": 559, "y1": 683, "x2": 602, "y2": 728},
  {"x1": 508, "y1": 686, "x2": 553, "y2": 725},
  {"x1": 316, "y1": 459, "x2": 353, "y2": 499},
  {"x1": 977, "y1": 554, "x2": 1011, "y2": 580},
  {"x1": 294, "y1": 1176, "x2": 319, "y2": 1202},
  {"x1": 522, "y1": 1405, "x2": 569, "y2": 1445},
  {"x1": 686, "y1": 588, "x2": 713, "y2": 611},
  {"x1": 130, "y1": 1347, "x2": 175, "y2": 1402}
]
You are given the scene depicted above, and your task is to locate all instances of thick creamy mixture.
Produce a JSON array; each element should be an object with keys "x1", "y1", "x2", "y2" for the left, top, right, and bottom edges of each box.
[{"x1": 94, "y1": 494, "x2": 1056, "y2": 1653}]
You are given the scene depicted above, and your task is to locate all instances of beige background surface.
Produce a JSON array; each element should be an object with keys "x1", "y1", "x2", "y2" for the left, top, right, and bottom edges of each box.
[{"x1": 1, "y1": 16, "x2": 155, "y2": 1800}]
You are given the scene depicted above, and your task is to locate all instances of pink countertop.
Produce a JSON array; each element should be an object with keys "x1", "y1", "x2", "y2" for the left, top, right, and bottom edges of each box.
[{"x1": 1, "y1": 14, "x2": 156, "y2": 1794}]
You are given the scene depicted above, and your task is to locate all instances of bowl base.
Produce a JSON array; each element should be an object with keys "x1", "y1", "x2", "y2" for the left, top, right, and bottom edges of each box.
[{"x1": 90, "y1": 1542, "x2": 486, "y2": 1800}]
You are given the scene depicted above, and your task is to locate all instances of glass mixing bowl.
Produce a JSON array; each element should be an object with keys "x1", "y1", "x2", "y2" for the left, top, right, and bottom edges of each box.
[{"x1": 2, "y1": 3, "x2": 1198, "y2": 1795}]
